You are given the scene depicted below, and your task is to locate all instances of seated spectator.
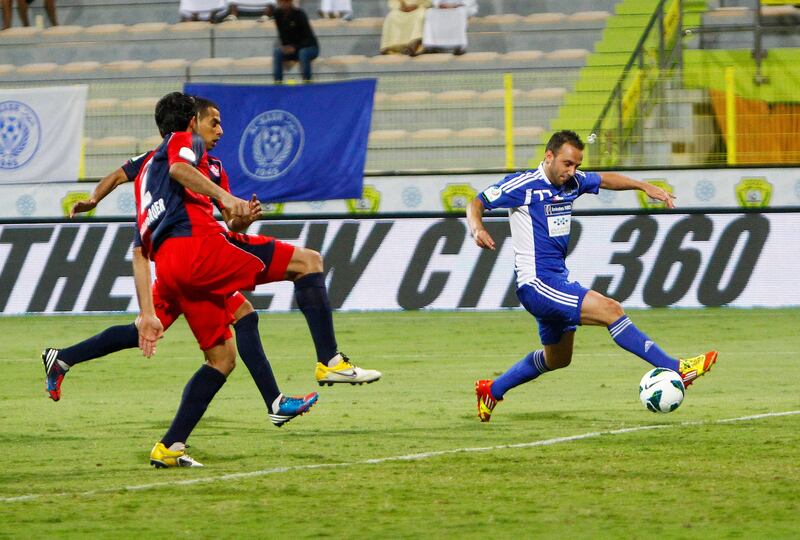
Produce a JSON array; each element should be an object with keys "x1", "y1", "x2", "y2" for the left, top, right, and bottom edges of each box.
[
  {"x1": 273, "y1": 0, "x2": 318, "y2": 82},
  {"x1": 3, "y1": 0, "x2": 58, "y2": 29},
  {"x1": 318, "y1": 0, "x2": 352, "y2": 20},
  {"x1": 380, "y1": 0, "x2": 431, "y2": 56},
  {"x1": 224, "y1": 0, "x2": 276, "y2": 22},
  {"x1": 179, "y1": 0, "x2": 225, "y2": 21},
  {"x1": 422, "y1": 0, "x2": 477, "y2": 55}
]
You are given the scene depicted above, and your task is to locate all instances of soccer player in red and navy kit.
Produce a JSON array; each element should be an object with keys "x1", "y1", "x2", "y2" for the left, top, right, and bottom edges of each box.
[
  {"x1": 469, "y1": 130, "x2": 718, "y2": 422},
  {"x1": 43, "y1": 99, "x2": 315, "y2": 436}
]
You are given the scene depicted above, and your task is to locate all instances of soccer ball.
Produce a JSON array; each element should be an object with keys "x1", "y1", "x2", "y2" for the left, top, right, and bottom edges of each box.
[{"x1": 639, "y1": 368, "x2": 685, "y2": 413}]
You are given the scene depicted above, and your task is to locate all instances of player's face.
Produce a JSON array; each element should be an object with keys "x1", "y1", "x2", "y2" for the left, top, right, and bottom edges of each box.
[
  {"x1": 544, "y1": 143, "x2": 583, "y2": 186},
  {"x1": 195, "y1": 107, "x2": 223, "y2": 150}
]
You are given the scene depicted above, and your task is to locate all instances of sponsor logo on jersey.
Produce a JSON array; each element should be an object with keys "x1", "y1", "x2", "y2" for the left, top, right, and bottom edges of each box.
[
  {"x1": 544, "y1": 202, "x2": 572, "y2": 215},
  {"x1": 441, "y1": 184, "x2": 477, "y2": 213},
  {"x1": 0, "y1": 100, "x2": 41, "y2": 170},
  {"x1": 636, "y1": 179, "x2": 674, "y2": 209},
  {"x1": 735, "y1": 177, "x2": 772, "y2": 208},
  {"x1": 347, "y1": 185, "x2": 381, "y2": 214},
  {"x1": 239, "y1": 109, "x2": 304, "y2": 181},
  {"x1": 546, "y1": 214, "x2": 571, "y2": 237}
]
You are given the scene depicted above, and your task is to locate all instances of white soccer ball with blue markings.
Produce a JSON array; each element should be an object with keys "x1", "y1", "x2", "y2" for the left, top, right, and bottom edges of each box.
[{"x1": 639, "y1": 368, "x2": 685, "y2": 413}]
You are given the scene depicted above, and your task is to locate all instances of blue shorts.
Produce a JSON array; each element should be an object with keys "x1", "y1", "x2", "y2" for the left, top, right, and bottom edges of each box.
[{"x1": 516, "y1": 277, "x2": 590, "y2": 346}]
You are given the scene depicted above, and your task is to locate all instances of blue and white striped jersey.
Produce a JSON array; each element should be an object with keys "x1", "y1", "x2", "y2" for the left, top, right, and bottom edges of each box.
[{"x1": 478, "y1": 162, "x2": 601, "y2": 287}]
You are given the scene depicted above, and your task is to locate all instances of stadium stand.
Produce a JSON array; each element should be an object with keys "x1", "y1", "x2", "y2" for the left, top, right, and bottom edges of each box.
[{"x1": 12, "y1": 0, "x2": 784, "y2": 173}]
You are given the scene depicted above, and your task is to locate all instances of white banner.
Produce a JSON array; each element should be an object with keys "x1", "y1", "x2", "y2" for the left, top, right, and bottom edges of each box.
[
  {"x1": 0, "y1": 213, "x2": 798, "y2": 315},
  {"x1": 0, "y1": 167, "x2": 799, "y2": 218},
  {"x1": 0, "y1": 86, "x2": 87, "y2": 184}
]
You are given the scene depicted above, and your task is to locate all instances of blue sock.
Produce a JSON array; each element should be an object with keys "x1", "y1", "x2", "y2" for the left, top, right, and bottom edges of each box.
[
  {"x1": 58, "y1": 323, "x2": 139, "y2": 366},
  {"x1": 607, "y1": 315, "x2": 679, "y2": 371},
  {"x1": 293, "y1": 272, "x2": 338, "y2": 363},
  {"x1": 234, "y1": 312, "x2": 281, "y2": 412},
  {"x1": 162, "y1": 364, "x2": 226, "y2": 447},
  {"x1": 491, "y1": 350, "x2": 548, "y2": 400}
]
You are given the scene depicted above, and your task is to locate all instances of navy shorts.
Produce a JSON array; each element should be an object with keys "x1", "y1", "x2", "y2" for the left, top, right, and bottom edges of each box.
[{"x1": 516, "y1": 277, "x2": 590, "y2": 345}]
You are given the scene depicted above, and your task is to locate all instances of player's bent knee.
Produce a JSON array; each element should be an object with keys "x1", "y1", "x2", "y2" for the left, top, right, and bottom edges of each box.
[
  {"x1": 607, "y1": 298, "x2": 625, "y2": 319},
  {"x1": 233, "y1": 300, "x2": 255, "y2": 323},
  {"x1": 546, "y1": 355, "x2": 571, "y2": 370}
]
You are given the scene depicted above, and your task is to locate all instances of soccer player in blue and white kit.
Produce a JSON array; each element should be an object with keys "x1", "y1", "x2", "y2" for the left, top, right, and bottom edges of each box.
[{"x1": 468, "y1": 130, "x2": 718, "y2": 422}]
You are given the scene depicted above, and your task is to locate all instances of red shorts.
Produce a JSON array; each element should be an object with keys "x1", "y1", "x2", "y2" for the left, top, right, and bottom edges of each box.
[
  {"x1": 153, "y1": 232, "x2": 294, "y2": 350},
  {"x1": 153, "y1": 285, "x2": 247, "y2": 332}
]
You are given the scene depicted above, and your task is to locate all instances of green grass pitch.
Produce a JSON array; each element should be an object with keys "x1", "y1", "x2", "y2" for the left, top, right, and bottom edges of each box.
[{"x1": 1, "y1": 308, "x2": 799, "y2": 537}]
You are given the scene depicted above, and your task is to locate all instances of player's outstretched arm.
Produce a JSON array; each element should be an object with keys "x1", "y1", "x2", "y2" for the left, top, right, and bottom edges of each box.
[
  {"x1": 70, "y1": 167, "x2": 130, "y2": 218},
  {"x1": 599, "y1": 172, "x2": 676, "y2": 209},
  {"x1": 222, "y1": 194, "x2": 262, "y2": 233},
  {"x1": 132, "y1": 247, "x2": 163, "y2": 357},
  {"x1": 467, "y1": 197, "x2": 496, "y2": 250},
  {"x1": 169, "y1": 162, "x2": 250, "y2": 217}
]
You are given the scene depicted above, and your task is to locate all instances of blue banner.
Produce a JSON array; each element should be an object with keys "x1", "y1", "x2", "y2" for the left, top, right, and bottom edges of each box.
[{"x1": 184, "y1": 80, "x2": 375, "y2": 202}]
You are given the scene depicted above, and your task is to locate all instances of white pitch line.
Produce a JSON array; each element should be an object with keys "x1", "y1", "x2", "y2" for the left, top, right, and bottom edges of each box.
[{"x1": 2, "y1": 410, "x2": 799, "y2": 504}]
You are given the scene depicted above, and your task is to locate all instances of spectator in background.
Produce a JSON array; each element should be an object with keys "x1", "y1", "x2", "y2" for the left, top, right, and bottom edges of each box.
[
  {"x1": 318, "y1": 0, "x2": 352, "y2": 20},
  {"x1": 3, "y1": 0, "x2": 58, "y2": 29},
  {"x1": 224, "y1": 0, "x2": 276, "y2": 22},
  {"x1": 273, "y1": 0, "x2": 318, "y2": 82},
  {"x1": 179, "y1": 0, "x2": 225, "y2": 21},
  {"x1": 422, "y1": 0, "x2": 477, "y2": 55},
  {"x1": 380, "y1": 0, "x2": 430, "y2": 56}
]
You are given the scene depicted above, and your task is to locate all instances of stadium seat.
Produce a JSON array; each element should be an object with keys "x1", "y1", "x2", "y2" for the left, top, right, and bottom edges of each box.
[
  {"x1": 455, "y1": 127, "x2": 501, "y2": 141},
  {"x1": 86, "y1": 98, "x2": 120, "y2": 112},
  {"x1": 101, "y1": 59, "x2": 145, "y2": 73},
  {"x1": 0, "y1": 26, "x2": 41, "y2": 37},
  {"x1": 513, "y1": 126, "x2": 545, "y2": 140},
  {"x1": 120, "y1": 97, "x2": 160, "y2": 113},
  {"x1": 545, "y1": 48, "x2": 589, "y2": 61},
  {"x1": 15, "y1": 62, "x2": 58, "y2": 75},
  {"x1": 41, "y1": 25, "x2": 83, "y2": 38},
  {"x1": 59, "y1": 61, "x2": 101, "y2": 75},
  {"x1": 523, "y1": 13, "x2": 566, "y2": 24},
  {"x1": 368, "y1": 54, "x2": 410, "y2": 66},
  {"x1": 139, "y1": 135, "x2": 164, "y2": 151},
  {"x1": 348, "y1": 17, "x2": 383, "y2": 28},
  {"x1": 502, "y1": 50, "x2": 544, "y2": 62},
  {"x1": 567, "y1": 11, "x2": 612, "y2": 23},
  {"x1": 453, "y1": 52, "x2": 499, "y2": 64},
  {"x1": 325, "y1": 55, "x2": 369, "y2": 66},
  {"x1": 389, "y1": 91, "x2": 432, "y2": 104},
  {"x1": 127, "y1": 22, "x2": 170, "y2": 35},
  {"x1": 526, "y1": 87, "x2": 568, "y2": 100},
  {"x1": 411, "y1": 128, "x2": 454, "y2": 142},
  {"x1": 433, "y1": 90, "x2": 480, "y2": 103},
  {"x1": 479, "y1": 89, "x2": 524, "y2": 102},
  {"x1": 190, "y1": 57, "x2": 235, "y2": 76},
  {"x1": 412, "y1": 54, "x2": 453, "y2": 65},
  {"x1": 84, "y1": 24, "x2": 126, "y2": 36},
  {"x1": 476, "y1": 14, "x2": 523, "y2": 26},
  {"x1": 368, "y1": 129, "x2": 408, "y2": 143}
]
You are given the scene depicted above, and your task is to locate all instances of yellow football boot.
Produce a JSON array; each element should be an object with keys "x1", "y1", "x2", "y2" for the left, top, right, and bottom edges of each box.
[
  {"x1": 315, "y1": 353, "x2": 382, "y2": 386},
  {"x1": 678, "y1": 351, "x2": 718, "y2": 387},
  {"x1": 149, "y1": 442, "x2": 203, "y2": 468}
]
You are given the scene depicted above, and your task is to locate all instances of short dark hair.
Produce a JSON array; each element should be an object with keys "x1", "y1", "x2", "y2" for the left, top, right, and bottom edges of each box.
[
  {"x1": 154, "y1": 92, "x2": 196, "y2": 137},
  {"x1": 545, "y1": 130, "x2": 584, "y2": 154},
  {"x1": 192, "y1": 96, "x2": 220, "y2": 119}
]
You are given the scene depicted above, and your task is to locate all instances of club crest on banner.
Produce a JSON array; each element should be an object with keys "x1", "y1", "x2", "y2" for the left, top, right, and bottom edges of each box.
[
  {"x1": 239, "y1": 110, "x2": 304, "y2": 181},
  {"x1": 0, "y1": 101, "x2": 41, "y2": 170}
]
